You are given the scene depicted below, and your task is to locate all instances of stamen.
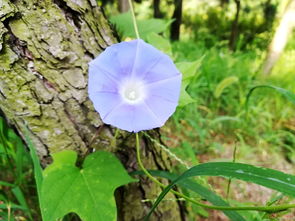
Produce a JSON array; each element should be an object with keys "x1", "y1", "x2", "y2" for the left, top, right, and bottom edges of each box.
[{"x1": 120, "y1": 79, "x2": 146, "y2": 104}]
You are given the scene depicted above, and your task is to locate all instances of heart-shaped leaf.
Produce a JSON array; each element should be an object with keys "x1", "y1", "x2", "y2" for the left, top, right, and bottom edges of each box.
[{"x1": 41, "y1": 150, "x2": 135, "y2": 221}]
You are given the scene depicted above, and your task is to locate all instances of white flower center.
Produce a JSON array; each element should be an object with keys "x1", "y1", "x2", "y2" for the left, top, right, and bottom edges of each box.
[
  {"x1": 125, "y1": 89, "x2": 138, "y2": 100},
  {"x1": 120, "y1": 79, "x2": 146, "y2": 104}
]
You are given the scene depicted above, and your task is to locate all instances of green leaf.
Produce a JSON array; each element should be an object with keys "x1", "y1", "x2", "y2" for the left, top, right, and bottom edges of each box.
[
  {"x1": 147, "y1": 162, "x2": 295, "y2": 219},
  {"x1": 176, "y1": 59, "x2": 203, "y2": 84},
  {"x1": 24, "y1": 129, "x2": 43, "y2": 202},
  {"x1": 132, "y1": 170, "x2": 246, "y2": 221},
  {"x1": 41, "y1": 150, "x2": 136, "y2": 221},
  {"x1": 210, "y1": 116, "x2": 241, "y2": 125},
  {"x1": 0, "y1": 117, "x2": 31, "y2": 183},
  {"x1": 176, "y1": 59, "x2": 203, "y2": 107},
  {"x1": 0, "y1": 117, "x2": 15, "y2": 161},
  {"x1": 179, "y1": 86, "x2": 196, "y2": 107},
  {"x1": 110, "y1": 12, "x2": 172, "y2": 39},
  {"x1": 12, "y1": 186, "x2": 33, "y2": 219},
  {"x1": 0, "y1": 203, "x2": 26, "y2": 210},
  {"x1": 246, "y1": 85, "x2": 295, "y2": 111},
  {"x1": 146, "y1": 33, "x2": 172, "y2": 56},
  {"x1": 0, "y1": 181, "x2": 14, "y2": 187},
  {"x1": 214, "y1": 76, "x2": 239, "y2": 98}
]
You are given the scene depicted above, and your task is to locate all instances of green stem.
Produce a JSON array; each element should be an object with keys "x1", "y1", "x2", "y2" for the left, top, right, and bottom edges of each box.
[
  {"x1": 135, "y1": 133, "x2": 295, "y2": 213},
  {"x1": 7, "y1": 202, "x2": 11, "y2": 221},
  {"x1": 136, "y1": 133, "x2": 164, "y2": 187},
  {"x1": 226, "y1": 142, "x2": 237, "y2": 199},
  {"x1": 127, "y1": 0, "x2": 140, "y2": 39}
]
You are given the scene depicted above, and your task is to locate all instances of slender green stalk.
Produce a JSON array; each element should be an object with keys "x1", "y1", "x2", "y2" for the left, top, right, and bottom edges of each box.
[
  {"x1": 136, "y1": 133, "x2": 164, "y2": 187},
  {"x1": 135, "y1": 133, "x2": 295, "y2": 213},
  {"x1": 127, "y1": 0, "x2": 140, "y2": 39},
  {"x1": 226, "y1": 142, "x2": 238, "y2": 199},
  {"x1": 7, "y1": 203, "x2": 11, "y2": 221}
]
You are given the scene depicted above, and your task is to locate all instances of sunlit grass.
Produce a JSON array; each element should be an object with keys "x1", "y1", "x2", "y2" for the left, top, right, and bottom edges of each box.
[{"x1": 164, "y1": 40, "x2": 295, "y2": 172}]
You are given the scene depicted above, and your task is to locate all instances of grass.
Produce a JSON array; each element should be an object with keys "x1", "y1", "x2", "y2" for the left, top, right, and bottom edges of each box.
[
  {"x1": 0, "y1": 117, "x2": 39, "y2": 220},
  {"x1": 166, "y1": 40, "x2": 294, "y2": 154},
  {"x1": 160, "y1": 40, "x2": 295, "y2": 220}
]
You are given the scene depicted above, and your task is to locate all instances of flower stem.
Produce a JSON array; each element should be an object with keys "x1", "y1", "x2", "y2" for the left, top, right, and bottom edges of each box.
[
  {"x1": 127, "y1": 0, "x2": 140, "y2": 39},
  {"x1": 135, "y1": 133, "x2": 295, "y2": 213},
  {"x1": 136, "y1": 133, "x2": 165, "y2": 187}
]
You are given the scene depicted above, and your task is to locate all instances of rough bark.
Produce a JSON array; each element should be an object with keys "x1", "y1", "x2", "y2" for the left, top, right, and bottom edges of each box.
[
  {"x1": 262, "y1": 0, "x2": 295, "y2": 75},
  {"x1": 0, "y1": 0, "x2": 186, "y2": 220}
]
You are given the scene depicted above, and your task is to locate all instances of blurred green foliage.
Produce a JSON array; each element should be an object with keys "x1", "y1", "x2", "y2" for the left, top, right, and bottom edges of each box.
[
  {"x1": 164, "y1": 39, "x2": 295, "y2": 220},
  {"x1": 169, "y1": 39, "x2": 294, "y2": 156},
  {"x1": 0, "y1": 117, "x2": 39, "y2": 220},
  {"x1": 182, "y1": 1, "x2": 278, "y2": 49},
  {"x1": 110, "y1": 11, "x2": 173, "y2": 40}
]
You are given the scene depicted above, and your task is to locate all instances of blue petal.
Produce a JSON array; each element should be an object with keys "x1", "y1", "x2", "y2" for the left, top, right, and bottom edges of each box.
[
  {"x1": 144, "y1": 96, "x2": 178, "y2": 126},
  {"x1": 88, "y1": 65, "x2": 119, "y2": 94},
  {"x1": 89, "y1": 40, "x2": 138, "y2": 78},
  {"x1": 89, "y1": 92, "x2": 122, "y2": 120},
  {"x1": 112, "y1": 40, "x2": 138, "y2": 76},
  {"x1": 143, "y1": 55, "x2": 180, "y2": 83},
  {"x1": 103, "y1": 103, "x2": 161, "y2": 132},
  {"x1": 131, "y1": 40, "x2": 164, "y2": 79},
  {"x1": 145, "y1": 75, "x2": 182, "y2": 102},
  {"x1": 89, "y1": 47, "x2": 122, "y2": 78}
]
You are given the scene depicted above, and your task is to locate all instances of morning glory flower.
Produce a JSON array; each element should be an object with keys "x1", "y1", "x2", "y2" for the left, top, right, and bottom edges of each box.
[{"x1": 88, "y1": 39, "x2": 181, "y2": 132}]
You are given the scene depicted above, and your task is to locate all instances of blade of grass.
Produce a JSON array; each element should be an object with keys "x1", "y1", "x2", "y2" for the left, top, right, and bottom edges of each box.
[
  {"x1": 146, "y1": 162, "x2": 295, "y2": 219},
  {"x1": 0, "y1": 181, "x2": 14, "y2": 187},
  {"x1": 132, "y1": 170, "x2": 246, "y2": 221},
  {"x1": 23, "y1": 127, "x2": 44, "y2": 219},
  {"x1": 12, "y1": 186, "x2": 33, "y2": 220},
  {"x1": 24, "y1": 130, "x2": 43, "y2": 198},
  {"x1": 246, "y1": 85, "x2": 295, "y2": 114}
]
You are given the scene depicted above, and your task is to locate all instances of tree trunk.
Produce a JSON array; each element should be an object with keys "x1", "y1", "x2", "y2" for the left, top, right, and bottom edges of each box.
[
  {"x1": 229, "y1": 0, "x2": 241, "y2": 51},
  {"x1": 170, "y1": 0, "x2": 182, "y2": 41},
  {"x1": 262, "y1": 0, "x2": 295, "y2": 75},
  {"x1": 153, "y1": 0, "x2": 163, "y2": 18},
  {"x1": 0, "y1": 0, "x2": 186, "y2": 220},
  {"x1": 118, "y1": 0, "x2": 130, "y2": 13}
]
